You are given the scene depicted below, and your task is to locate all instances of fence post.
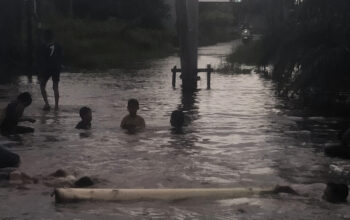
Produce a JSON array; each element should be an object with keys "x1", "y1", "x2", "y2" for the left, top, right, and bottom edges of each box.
[
  {"x1": 172, "y1": 66, "x2": 177, "y2": 88},
  {"x1": 207, "y1": 64, "x2": 211, "y2": 89}
]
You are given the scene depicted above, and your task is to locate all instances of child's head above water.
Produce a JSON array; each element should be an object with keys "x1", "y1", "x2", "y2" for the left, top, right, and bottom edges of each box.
[
  {"x1": 79, "y1": 106, "x2": 92, "y2": 122},
  {"x1": 127, "y1": 99, "x2": 139, "y2": 116},
  {"x1": 17, "y1": 92, "x2": 32, "y2": 107},
  {"x1": 170, "y1": 110, "x2": 185, "y2": 128}
]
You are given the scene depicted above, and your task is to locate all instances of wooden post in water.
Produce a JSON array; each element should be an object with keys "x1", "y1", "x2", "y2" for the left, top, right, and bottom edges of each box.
[
  {"x1": 175, "y1": 0, "x2": 199, "y2": 92},
  {"x1": 172, "y1": 65, "x2": 177, "y2": 88},
  {"x1": 207, "y1": 64, "x2": 211, "y2": 89}
]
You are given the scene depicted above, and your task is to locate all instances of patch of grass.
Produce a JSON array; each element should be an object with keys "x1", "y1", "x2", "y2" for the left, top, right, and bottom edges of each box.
[
  {"x1": 198, "y1": 3, "x2": 237, "y2": 46},
  {"x1": 216, "y1": 63, "x2": 254, "y2": 74},
  {"x1": 227, "y1": 39, "x2": 265, "y2": 66},
  {"x1": 45, "y1": 17, "x2": 175, "y2": 71}
]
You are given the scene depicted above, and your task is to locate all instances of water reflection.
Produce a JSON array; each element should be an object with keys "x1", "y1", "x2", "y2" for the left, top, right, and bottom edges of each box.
[
  {"x1": 167, "y1": 90, "x2": 200, "y2": 153},
  {"x1": 79, "y1": 131, "x2": 92, "y2": 139},
  {"x1": 39, "y1": 110, "x2": 61, "y2": 127},
  {"x1": 39, "y1": 110, "x2": 51, "y2": 125},
  {"x1": 179, "y1": 90, "x2": 200, "y2": 124}
]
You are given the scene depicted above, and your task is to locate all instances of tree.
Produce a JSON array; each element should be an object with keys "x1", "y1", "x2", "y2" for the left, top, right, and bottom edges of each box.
[
  {"x1": 269, "y1": 0, "x2": 350, "y2": 102},
  {"x1": 0, "y1": 0, "x2": 24, "y2": 75},
  {"x1": 71, "y1": 0, "x2": 169, "y2": 28},
  {"x1": 232, "y1": 0, "x2": 350, "y2": 105}
]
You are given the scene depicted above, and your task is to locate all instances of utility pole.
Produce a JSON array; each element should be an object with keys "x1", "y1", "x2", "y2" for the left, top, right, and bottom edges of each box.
[{"x1": 175, "y1": 0, "x2": 199, "y2": 92}]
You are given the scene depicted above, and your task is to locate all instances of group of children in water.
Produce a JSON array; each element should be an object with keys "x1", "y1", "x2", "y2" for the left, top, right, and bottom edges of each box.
[
  {"x1": 0, "y1": 92, "x2": 185, "y2": 136},
  {"x1": 75, "y1": 98, "x2": 151, "y2": 133},
  {"x1": 1, "y1": 92, "x2": 350, "y2": 203},
  {"x1": 0, "y1": 91, "x2": 185, "y2": 170}
]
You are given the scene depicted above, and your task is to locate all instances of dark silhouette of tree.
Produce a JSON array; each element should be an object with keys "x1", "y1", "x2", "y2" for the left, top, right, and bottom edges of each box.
[
  {"x1": 0, "y1": 0, "x2": 23, "y2": 75},
  {"x1": 267, "y1": 0, "x2": 350, "y2": 103},
  {"x1": 71, "y1": 0, "x2": 169, "y2": 28},
  {"x1": 232, "y1": 0, "x2": 350, "y2": 106}
]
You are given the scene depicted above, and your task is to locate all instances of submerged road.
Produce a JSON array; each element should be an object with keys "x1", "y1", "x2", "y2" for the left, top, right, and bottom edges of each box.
[{"x1": 0, "y1": 41, "x2": 349, "y2": 219}]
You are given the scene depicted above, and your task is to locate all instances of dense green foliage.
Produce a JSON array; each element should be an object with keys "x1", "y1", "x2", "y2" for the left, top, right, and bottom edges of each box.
[
  {"x1": 199, "y1": 3, "x2": 236, "y2": 45},
  {"x1": 0, "y1": 0, "x2": 24, "y2": 75},
  {"x1": 0, "y1": 0, "x2": 173, "y2": 73},
  {"x1": 69, "y1": 0, "x2": 170, "y2": 28},
  {"x1": 48, "y1": 17, "x2": 175, "y2": 70},
  {"x1": 1, "y1": 0, "x2": 239, "y2": 73},
  {"x1": 229, "y1": 0, "x2": 350, "y2": 105},
  {"x1": 47, "y1": 0, "x2": 174, "y2": 70}
]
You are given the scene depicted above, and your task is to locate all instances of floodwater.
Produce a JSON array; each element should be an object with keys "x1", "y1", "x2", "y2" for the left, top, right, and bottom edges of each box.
[{"x1": 0, "y1": 41, "x2": 349, "y2": 219}]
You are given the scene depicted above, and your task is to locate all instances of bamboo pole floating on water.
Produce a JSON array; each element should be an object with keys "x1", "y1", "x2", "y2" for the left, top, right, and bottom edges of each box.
[{"x1": 55, "y1": 187, "x2": 279, "y2": 203}]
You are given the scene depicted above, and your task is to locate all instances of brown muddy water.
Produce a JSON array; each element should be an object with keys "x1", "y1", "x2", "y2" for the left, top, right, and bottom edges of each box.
[{"x1": 0, "y1": 41, "x2": 349, "y2": 219}]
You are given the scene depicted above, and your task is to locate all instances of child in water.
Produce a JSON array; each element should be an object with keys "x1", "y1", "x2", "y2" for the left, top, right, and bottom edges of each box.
[
  {"x1": 170, "y1": 110, "x2": 185, "y2": 134},
  {"x1": 75, "y1": 107, "x2": 92, "y2": 130},
  {"x1": 120, "y1": 99, "x2": 145, "y2": 133},
  {"x1": 0, "y1": 92, "x2": 35, "y2": 135},
  {"x1": 170, "y1": 110, "x2": 185, "y2": 128}
]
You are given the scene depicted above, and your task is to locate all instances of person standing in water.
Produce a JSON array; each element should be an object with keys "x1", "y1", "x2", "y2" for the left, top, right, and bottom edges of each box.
[{"x1": 38, "y1": 30, "x2": 63, "y2": 111}]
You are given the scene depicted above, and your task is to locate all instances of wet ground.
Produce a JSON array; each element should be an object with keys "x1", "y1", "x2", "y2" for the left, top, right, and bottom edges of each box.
[{"x1": 0, "y1": 41, "x2": 350, "y2": 219}]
